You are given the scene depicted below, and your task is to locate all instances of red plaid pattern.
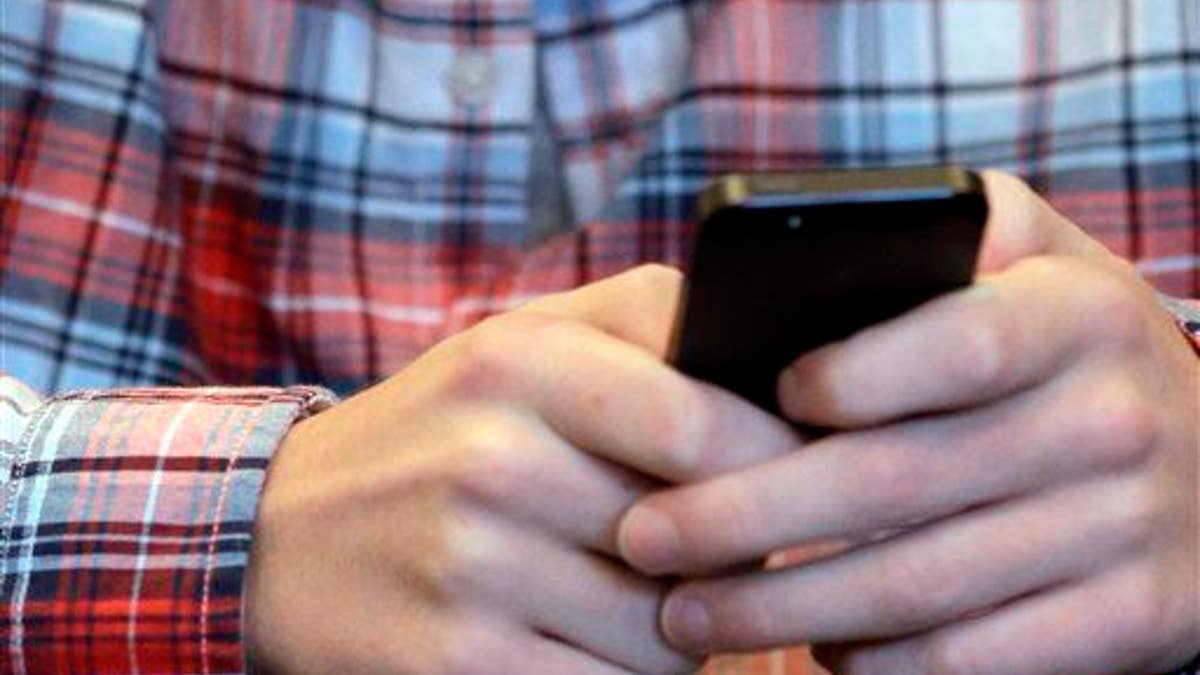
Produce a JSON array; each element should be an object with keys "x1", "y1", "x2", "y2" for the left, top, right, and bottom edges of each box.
[{"x1": 2, "y1": 1, "x2": 1198, "y2": 673}]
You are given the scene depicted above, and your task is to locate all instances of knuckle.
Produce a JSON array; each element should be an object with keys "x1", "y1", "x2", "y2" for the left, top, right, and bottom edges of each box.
[
  {"x1": 1109, "y1": 572, "x2": 1173, "y2": 659},
  {"x1": 1019, "y1": 255, "x2": 1149, "y2": 352},
  {"x1": 725, "y1": 596, "x2": 784, "y2": 647},
  {"x1": 1012, "y1": 251, "x2": 1095, "y2": 293},
  {"x1": 951, "y1": 294, "x2": 1021, "y2": 394},
  {"x1": 1107, "y1": 484, "x2": 1160, "y2": 553},
  {"x1": 647, "y1": 382, "x2": 708, "y2": 477},
  {"x1": 1009, "y1": 252, "x2": 1064, "y2": 280},
  {"x1": 872, "y1": 550, "x2": 948, "y2": 627},
  {"x1": 446, "y1": 317, "x2": 524, "y2": 395},
  {"x1": 715, "y1": 481, "x2": 769, "y2": 552},
  {"x1": 445, "y1": 414, "x2": 533, "y2": 504},
  {"x1": 448, "y1": 312, "x2": 580, "y2": 396},
  {"x1": 420, "y1": 511, "x2": 492, "y2": 601},
  {"x1": 1127, "y1": 572, "x2": 1173, "y2": 640},
  {"x1": 1075, "y1": 379, "x2": 1159, "y2": 469},
  {"x1": 852, "y1": 447, "x2": 928, "y2": 527},
  {"x1": 1079, "y1": 270, "x2": 1149, "y2": 349}
]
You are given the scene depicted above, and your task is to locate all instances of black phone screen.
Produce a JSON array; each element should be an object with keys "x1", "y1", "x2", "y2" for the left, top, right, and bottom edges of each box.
[{"x1": 669, "y1": 167, "x2": 988, "y2": 413}]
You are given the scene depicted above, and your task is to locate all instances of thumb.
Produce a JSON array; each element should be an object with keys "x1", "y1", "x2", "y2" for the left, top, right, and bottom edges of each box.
[
  {"x1": 976, "y1": 170, "x2": 1114, "y2": 274},
  {"x1": 518, "y1": 263, "x2": 684, "y2": 359}
]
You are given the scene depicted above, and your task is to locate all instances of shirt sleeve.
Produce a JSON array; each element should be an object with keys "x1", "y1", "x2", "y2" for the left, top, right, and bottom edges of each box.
[
  {"x1": 1161, "y1": 294, "x2": 1200, "y2": 354},
  {"x1": 1, "y1": 376, "x2": 334, "y2": 675}
]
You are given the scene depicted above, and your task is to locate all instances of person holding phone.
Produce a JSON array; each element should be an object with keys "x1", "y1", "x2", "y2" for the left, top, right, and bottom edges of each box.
[{"x1": 2, "y1": 2, "x2": 1197, "y2": 674}]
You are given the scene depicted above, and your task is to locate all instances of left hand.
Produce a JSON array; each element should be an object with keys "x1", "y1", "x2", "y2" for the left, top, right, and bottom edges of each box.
[{"x1": 617, "y1": 172, "x2": 1200, "y2": 674}]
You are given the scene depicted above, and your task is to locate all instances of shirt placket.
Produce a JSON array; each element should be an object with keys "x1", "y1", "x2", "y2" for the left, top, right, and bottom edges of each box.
[{"x1": 439, "y1": 0, "x2": 538, "y2": 250}]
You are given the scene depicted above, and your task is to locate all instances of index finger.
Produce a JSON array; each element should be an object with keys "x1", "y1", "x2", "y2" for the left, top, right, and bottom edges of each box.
[
  {"x1": 513, "y1": 313, "x2": 803, "y2": 484},
  {"x1": 449, "y1": 267, "x2": 804, "y2": 485}
]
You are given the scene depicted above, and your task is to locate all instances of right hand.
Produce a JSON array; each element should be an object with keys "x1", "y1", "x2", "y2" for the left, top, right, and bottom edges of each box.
[{"x1": 243, "y1": 265, "x2": 801, "y2": 675}]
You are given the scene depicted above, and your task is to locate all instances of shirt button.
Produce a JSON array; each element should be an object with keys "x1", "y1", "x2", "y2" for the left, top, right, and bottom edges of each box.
[{"x1": 446, "y1": 50, "x2": 497, "y2": 108}]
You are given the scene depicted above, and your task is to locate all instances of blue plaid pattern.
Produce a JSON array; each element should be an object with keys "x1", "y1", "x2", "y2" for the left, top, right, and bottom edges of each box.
[{"x1": 2, "y1": 1, "x2": 1198, "y2": 673}]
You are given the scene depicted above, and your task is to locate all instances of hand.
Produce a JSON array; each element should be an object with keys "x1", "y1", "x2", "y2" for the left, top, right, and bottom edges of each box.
[
  {"x1": 618, "y1": 173, "x2": 1200, "y2": 674},
  {"x1": 243, "y1": 265, "x2": 801, "y2": 675}
]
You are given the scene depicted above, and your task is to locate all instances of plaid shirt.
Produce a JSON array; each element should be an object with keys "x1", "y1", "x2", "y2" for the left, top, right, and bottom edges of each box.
[{"x1": 2, "y1": 1, "x2": 1198, "y2": 673}]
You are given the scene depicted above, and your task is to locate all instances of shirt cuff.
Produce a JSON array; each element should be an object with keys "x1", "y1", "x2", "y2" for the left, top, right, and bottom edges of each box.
[
  {"x1": 1, "y1": 380, "x2": 334, "y2": 675},
  {"x1": 1160, "y1": 294, "x2": 1200, "y2": 354}
]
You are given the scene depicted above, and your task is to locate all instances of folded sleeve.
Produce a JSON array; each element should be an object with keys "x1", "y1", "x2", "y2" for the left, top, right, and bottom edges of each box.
[{"x1": 1, "y1": 376, "x2": 334, "y2": 675}]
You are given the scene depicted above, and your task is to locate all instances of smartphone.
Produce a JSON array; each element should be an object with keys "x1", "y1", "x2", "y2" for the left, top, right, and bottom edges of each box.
[{"x1": 668, "y1": 166, "x2": 989, "y2": 413}]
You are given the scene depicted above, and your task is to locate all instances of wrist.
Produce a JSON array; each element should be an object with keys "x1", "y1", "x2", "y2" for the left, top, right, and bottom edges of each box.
[{"x1": 243, "y1": 402, "x2": 334, "y2": 674}]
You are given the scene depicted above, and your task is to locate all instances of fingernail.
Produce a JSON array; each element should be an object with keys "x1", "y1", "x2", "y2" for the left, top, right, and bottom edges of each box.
[
  {"x1": 618, "y1": 505, "x2": 680, "y2": 574},
  {"x1": 662, "y1": 593, "x2": 711, "y2": 650}
]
